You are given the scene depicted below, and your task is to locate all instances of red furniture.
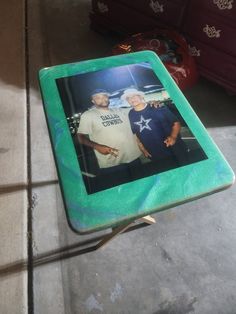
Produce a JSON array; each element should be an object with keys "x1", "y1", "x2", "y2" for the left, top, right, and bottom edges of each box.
[
  {"x1": 184, "y1": 0, "x2": 236, "y2": 94},
  {"x1": 90, "y1": 0, "x2": 236, "y2": 94}
]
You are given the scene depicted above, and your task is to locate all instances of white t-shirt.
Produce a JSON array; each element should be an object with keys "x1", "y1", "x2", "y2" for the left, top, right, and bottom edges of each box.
[{"x1": 78, "y1": 107, "x2": 141, "y2": 168}]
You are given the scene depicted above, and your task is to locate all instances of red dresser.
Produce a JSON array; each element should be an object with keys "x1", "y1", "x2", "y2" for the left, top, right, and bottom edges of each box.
[
  {"x1": 184, "y1": 0, "x2": 236, "y2": 94},
  {"x1": 90, "y1": 0, "x2": 236, "y2": 93}
]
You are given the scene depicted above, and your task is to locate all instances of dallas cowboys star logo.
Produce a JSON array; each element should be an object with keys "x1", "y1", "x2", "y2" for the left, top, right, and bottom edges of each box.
[{"x1": 134, "y1": 115, "x2": 152, "y2": 133}]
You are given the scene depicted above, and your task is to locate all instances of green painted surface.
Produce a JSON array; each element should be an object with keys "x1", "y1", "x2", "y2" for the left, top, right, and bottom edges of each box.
[{"x1": 39, "y1": 51, "x2": 234, "y2": 233}]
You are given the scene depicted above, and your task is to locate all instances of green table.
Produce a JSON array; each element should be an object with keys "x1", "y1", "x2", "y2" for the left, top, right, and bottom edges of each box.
[{"x1": 39, "y1": 51, "x2": 234, "y2": 237}]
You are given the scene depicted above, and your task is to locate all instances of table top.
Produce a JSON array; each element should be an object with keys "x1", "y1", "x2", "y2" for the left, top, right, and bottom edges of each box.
[{"x1": 39, "y1": 51, "x2": 234, "y2": 234}]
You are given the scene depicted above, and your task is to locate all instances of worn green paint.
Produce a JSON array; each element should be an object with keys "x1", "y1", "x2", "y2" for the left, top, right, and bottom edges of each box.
[{"x1": 39, "y1": 51, "x2": 234, "y2": 233}]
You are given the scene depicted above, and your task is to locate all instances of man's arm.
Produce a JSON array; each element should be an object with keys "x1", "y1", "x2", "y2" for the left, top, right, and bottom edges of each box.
[
  {"x1": 164, "y1": 122, "x2": 181, "y2": 147},
  {"x1": 78, "y1": 133, "x2": 119, "y2": 157},
  {"x1": 135, "y1": 135, "x2": 152, "y2": 158}
]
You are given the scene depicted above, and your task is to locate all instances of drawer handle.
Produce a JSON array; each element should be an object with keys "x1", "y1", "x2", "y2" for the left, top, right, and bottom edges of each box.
[
  {"x1": 97, "y1": 1, "x2": 109, "y2": 13},
  {"x1": 188, "y1": 45, "x2": 201, "y2": 57},
  {"x1": 203, "y1": 24, "x2": 221, "y2": 38},
  {"x1": 213, "y1": 0, "x2": 234, "y2": 10},
  {"x1": 150, "y1": 0, "x2": 164, "y2": 13}
]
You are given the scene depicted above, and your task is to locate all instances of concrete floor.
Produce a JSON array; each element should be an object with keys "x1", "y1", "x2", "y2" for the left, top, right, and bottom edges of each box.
[{"x1": 1, "y1": 0, "x2": 236, "y2": 313}]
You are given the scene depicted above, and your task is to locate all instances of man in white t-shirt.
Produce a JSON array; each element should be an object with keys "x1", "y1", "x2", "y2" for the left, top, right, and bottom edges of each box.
[{"x1": 77, "y1": 89, "x2": 141, "y2": 172}]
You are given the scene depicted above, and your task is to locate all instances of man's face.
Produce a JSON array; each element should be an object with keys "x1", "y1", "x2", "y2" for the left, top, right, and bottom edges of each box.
[
  {"x1": 126, "y1": 94, "x2": 144, "y2": 107},
  {"x1": 92, "y1": 93, "x2": 109, "y2": 108}
]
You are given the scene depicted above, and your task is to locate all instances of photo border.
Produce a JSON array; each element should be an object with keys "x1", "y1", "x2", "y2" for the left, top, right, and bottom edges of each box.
[{"x1": 39, "y1": 51, "x2": 234, "y2": 233}]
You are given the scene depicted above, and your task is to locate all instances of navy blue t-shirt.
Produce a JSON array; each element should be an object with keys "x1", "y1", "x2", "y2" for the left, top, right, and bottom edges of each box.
[{"x1": 129, "y1": 105, "x2": 184, "y2": 160}]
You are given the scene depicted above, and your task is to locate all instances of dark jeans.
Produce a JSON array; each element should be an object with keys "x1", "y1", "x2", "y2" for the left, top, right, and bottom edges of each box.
[
  {"x1": 99, "y1": 158, "x2": 141, "y2": 175},
  {"x1": 83, "y1": 158, "x2": 142, "y2": 194}
]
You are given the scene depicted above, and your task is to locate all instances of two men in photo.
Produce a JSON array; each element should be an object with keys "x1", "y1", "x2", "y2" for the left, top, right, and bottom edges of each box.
[{"x1": 77, "y1": 88, "x2": 188, "y2": 175}]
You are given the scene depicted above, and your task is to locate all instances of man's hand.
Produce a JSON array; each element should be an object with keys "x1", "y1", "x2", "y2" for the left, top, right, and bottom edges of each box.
[
  {"x1": 78, "y1": 134, "x2": 119, "y2": 157},
  {"x1": 135, "y1": 134, "x2": 152, "y2": 158},
  {"x1": 142, "y1": 148, "x2": 152, "y2": 158},
  {"x1": 94, "y1": 144, "x2": 119, "y2": 157},
  {"x1": 164, "y1": 136, "x2": 177, "y2": 147},
  {"x1": 148, "y1": 100, "x2": 162, "y2": 108}
]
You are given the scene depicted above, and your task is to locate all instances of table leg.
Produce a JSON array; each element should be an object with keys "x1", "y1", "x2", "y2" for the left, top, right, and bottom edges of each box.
[
  {"x1": 138, "y1": 215, "x2": 156, "y2": 224},
  {"x1": 96, "y1": 215, "x2": 156, "y2": 249}
]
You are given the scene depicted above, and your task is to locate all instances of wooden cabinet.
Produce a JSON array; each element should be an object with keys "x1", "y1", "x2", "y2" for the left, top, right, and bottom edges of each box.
[
  {"x1": 184, "y1": 0, "x2": 236, "y2": 93},
  {"x1": 91, "y1": 0, "x2": 189, "y2": 33},
  {"x1": 117, "y1": 0, "x2": 188, "y2": 28},
  {"x1": 90, "y1": 0, "x2": 236, "y2": 93}
]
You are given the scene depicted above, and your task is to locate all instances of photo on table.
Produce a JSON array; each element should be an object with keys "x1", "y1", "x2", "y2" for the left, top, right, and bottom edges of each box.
[{"x1": 56, "y1": 62, "x2": 208, "y2": 194}]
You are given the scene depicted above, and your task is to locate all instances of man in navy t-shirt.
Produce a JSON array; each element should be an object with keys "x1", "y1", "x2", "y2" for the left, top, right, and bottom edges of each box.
[{"x1": 121, "y1": 88, "x2": 188, "y2": 165}]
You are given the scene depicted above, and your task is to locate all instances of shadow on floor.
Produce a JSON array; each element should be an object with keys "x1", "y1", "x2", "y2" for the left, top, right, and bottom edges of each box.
[{"x1": 0, "y1": 222, "x2": 149, "y2": 278}]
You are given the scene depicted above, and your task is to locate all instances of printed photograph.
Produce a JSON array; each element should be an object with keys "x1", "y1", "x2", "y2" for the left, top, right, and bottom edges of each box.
[{"x1": 56, "y1": 62, "x2": 208, "y2": 194}]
